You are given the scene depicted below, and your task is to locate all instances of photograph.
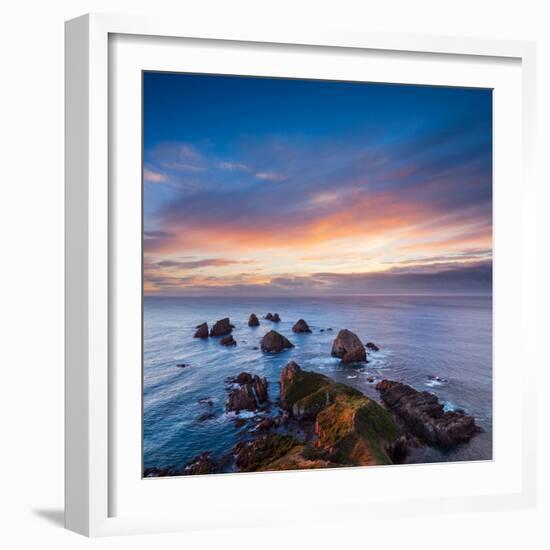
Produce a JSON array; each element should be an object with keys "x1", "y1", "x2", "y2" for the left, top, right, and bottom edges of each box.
[{"x1": 142, "y1": 72, "x2": 493, "y2": 477}]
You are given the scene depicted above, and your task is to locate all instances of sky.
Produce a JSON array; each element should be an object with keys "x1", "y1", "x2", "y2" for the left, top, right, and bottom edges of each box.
[{"x1": 143, "y1": 72, "x2": 492, "y2": 296}]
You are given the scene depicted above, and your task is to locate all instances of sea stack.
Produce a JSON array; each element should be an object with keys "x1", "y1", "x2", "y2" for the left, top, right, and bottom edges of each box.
[
  {"x1": 292, "y1": 319, "x2": 311, "y2": 333},
  {"x1": 265, "y1": 312, "x2": 281, "y2": 322},
  {"x1": 261, "y1": 330, "x2": 294, "y2": 353},
  {"x1": 194, "y1": 322, "x2": 209, "y2": 339},
  {"x1": 331, "y1": 329, "x2": 367, "y2": 363},
  {"x1": 248, "y1": 313, "x2": 260, "y2": 327},
  {"x1": 220, "y1": 335, "x2": 237, "y2": 346},
  {"x1": 210, "y1": 317, "x2": 232, "y2": 337}
]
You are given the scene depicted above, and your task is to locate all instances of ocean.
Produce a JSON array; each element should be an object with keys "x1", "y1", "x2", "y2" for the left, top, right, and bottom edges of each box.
[{"x1": 143, "y1": 294, "x2": 493, "y2": 471}]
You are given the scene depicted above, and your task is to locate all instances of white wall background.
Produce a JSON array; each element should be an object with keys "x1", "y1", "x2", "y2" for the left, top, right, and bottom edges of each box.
[{"x1": 0, "y1": 1, "x2": 547, "y2": 548}]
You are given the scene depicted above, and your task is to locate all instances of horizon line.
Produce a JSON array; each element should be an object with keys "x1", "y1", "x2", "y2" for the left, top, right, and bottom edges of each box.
[{"x1": 143, "y1": 292, "x2": 493, "y2": 299}]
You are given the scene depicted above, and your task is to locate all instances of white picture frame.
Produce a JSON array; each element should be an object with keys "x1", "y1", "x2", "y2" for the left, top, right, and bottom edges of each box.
[{"x1": 65, "y1": 12, "x2": 537, "y2": 537}]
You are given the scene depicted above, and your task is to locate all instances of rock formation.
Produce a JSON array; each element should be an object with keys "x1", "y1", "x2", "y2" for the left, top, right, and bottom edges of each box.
[
  {"x1": 226, "y1": 385, "x2": 257, "y2": 413},
  {"x1": 260, "y1": 330, "x2": 294, "y2": 353},
  {"x1": 366, "y1": 342, "x2": 380, "y2": 352},
  {"x1": 265, "y1": 312, "x2": 281, "y2": 322},
  {"x1": 234, "y1": 434, "x2": 335, "y2": 472},
  {"x1": 253, "y1": 376, "x2": 269, "y2": 403},
  {"x1": 193, "y1": 322, "x2": 209, "y2": 339},
  {"x1": 225, "y1": 371, "x2": 269, "y2": 411},
  {"x1": 220, "y1": 334, "x2": 237, "y2": 346},
  {"x1": 233, "y1": 364, "x2": 401, "y2": 471},
  {"x1": 248, "y1": 313, "x2": 260, "y2": 327},
  {"x1": 209, "y1": 317, "x2": 232, "y2": 337},
  {"x1": 375, "y1": 380, "x2": 481, "y2": 446},
  {"x1": 292, "y1": 319, "x2": 312, "y2": 333},
  {"x1": 331, "y1": 329, "x2": 367, "y2": 363},
  {"x1": 181, "y1": 453, "x2": 216, "y2": 475}
]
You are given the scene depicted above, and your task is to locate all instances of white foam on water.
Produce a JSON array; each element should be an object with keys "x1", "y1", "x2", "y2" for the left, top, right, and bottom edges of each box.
[{"x1": 442, "y1": 401, "x2": 457, "y2": 412}]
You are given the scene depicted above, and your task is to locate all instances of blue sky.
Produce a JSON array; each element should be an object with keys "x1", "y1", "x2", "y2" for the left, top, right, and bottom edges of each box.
[{"x1": 143, "y1": 72, "x2": 492, "y2": 296}]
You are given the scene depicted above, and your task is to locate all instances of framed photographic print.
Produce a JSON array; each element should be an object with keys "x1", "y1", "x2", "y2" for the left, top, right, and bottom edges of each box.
[{"x1": 65, "y1": 13, "x2": 537, "y2": 536}]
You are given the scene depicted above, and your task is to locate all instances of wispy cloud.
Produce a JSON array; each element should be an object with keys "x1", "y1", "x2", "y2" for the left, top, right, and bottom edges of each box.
[
  {"x1": 153, "y1": 258, "x2": 255, "y2": 270},
  {"x1": 254, "y1": 171, "x2": 286, "y2": 181},
  {"x1": 143, "y1": 168, "x2": 168, "y2": 183}
]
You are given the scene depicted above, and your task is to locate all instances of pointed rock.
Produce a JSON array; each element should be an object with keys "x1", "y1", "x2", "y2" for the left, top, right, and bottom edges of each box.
[
  {"x1": 292, "y1": 319, "x2": 311, "y2": 333},
  {"x1": 261, "y1": 330, "x2": 294, "y2": 353},
  {"x1": 194, "y1": 322, "x2": 209, "y2": 339},
  {"x1": 210, "y1": 317, "x2": 232, "y2": 337}
]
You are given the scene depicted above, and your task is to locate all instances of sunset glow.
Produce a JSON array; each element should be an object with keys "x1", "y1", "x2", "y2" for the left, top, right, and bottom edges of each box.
[{"x1": 143, "y1": 74, "x2": 492, "y2": 296}]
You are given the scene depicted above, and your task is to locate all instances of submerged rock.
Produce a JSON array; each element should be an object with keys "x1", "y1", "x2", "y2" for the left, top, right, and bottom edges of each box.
[
  {"x1": 248, "y1": 313, "x2": 260, "y2": 327},
  {"x1": 220, "y1": 334, "x2": 237, "y2": 346},
  {"x1": 196, "y1": 412, "x2": 216, "y2": 423},
  {"x1": 210, "y1": 317, "x2": 232, "y2": 337},
  {"x1": 375, "y1": 380, "x2": 481, "y2": 446},
  {"x1": 193, "y1": 322, "x2": 209, "y2": 339},
  {"x1": 331, "y1": 329, "x2": 367, "y2": 363},
  {"x1": 265, "y1": 312, "x2": 281, "y2": 322},
  {"x1": 261, "y1": 330, "x2": 294, "y2": 353},
  {"x1": 292, "y1": 319, "x2": 312, "y2": 333},
  {"x1": 366, "y1": 342, "x2": 380, "y2": 352}
]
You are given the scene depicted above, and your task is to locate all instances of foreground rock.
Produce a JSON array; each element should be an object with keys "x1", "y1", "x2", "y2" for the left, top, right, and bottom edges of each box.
[
  {"x1": 265, "y1": 312, "x2": 281, "y2": 322},
  {"x1": 279, "y1": 363, "x2": 401, "y2": 466},
  {"x1": 375, "y1": 380, "x2": 481, "y2": 446},
  {"x1": 181, "y1": 452, "x2": 216, "y2": 475},
  {"x1": 279, "y1": 362, "x2": 399, "y2": 467},
  {"x1": 331, "y1": 329, "x2": 367, "y2": 363},
  {"x1": 261, "y1": 330, "x2": 294, "y2": 353},
  {"x1": 292, "y1": 319, "x2": 312, "y2": 333},
  {"x1": 231, "y1": 365, "x2": 401, "y2": 472},
  {"x1": 220, "y1": 334, "x2": 237, "y2": 346},
  {"x1": 210, "y1": 317, "x2": 233, "y2": 337},
  {"x1": 194, "y1": 322, "x2": 209, "y2": 339},
  {"x1": 226, "y1": 371, "x2": 269, "y2": 412},
  {"x1": 366, "y1": 342, "x2": 380, "y2": 352},
  {"x1": 315, "y1": 393, "x2": 399, "y2": 466},
  {"x1": 235, "y1": 434, "x2": 335, "y2": 472},
  {"x1": 144, "y1": 452, "x2": 216, "y2": 477},
  {"x1": 248, "y1": 313, "x2": 260, "y2": 327}
]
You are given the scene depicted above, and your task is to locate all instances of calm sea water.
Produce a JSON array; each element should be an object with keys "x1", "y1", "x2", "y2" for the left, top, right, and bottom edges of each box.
[{"x1": 143, "y1": 295, "x2": 492, "y2": 470}]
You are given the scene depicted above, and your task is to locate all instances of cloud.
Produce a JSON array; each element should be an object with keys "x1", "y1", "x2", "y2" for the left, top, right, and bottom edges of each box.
[
  {"x1": 218, "y1": 161, "x2": 252, "y2": 172},
  {"x1": 143, "y1": 168, "x2": 167, "y2": 183},
  {"x1": 144, "y1": 260, "x2": 492, "y2": 296},
  {"x1": 254, "y1": 171, "x2": 286, "y2": 181},
  {"x1": 153, "y1": 258, "x2": 255, "y2": 270}
]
